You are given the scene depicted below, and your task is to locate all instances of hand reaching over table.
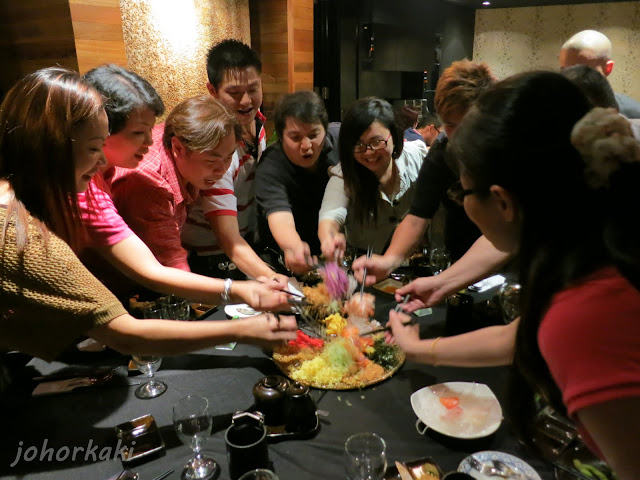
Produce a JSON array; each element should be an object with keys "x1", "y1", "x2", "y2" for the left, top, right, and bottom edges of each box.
[
  {"x1": 232, "y1": 280, "x2": 290, "y2": 311},
  {"x1": 395, "y1": 276, "x2": 451, "y2": 311},
  {"x1": 239, "y1": 313, "x2": 298, "y2": 349},
  {"x1": 284, "y1": 242, "x2": 315, "y2": 275},
  {"x1": 320, "y1": 231, "x2": 346, "y2": 261},
  {"x1": 385, "y1": 310, "x2": 421, "y2": 361},
  {"x1": 352, "y1": 253, "x2": 399, "y2": 286}
]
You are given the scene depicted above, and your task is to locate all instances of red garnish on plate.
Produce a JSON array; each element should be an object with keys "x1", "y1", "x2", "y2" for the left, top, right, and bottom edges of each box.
[
  {"x1": 288, "y1": 330, "x2": 325, "y2": 349},
  {"x1": 439, "y1": 396, "x2": 460, "y2": 409}
]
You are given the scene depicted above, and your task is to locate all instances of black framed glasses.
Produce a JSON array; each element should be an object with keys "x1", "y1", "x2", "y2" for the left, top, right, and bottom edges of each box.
[
  {"x1": 353, "y1": 133, "x2": 391, "y2": 154},
  {"x1": 447, "y1": 180, "x2": 475, "y2": 205}
]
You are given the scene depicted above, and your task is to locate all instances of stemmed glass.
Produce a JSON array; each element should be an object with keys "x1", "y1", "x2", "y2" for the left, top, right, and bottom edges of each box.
[
  {"x1": 429, "y1": 247, "x2": 451, "y2": 275},
  {"x1": 345, "y1": 432, "x2": 387, "y2": 480},
  {"x1": 173, "y1": 395, "x2": 219, "y2": 480},
  {"x1": 132, "y1": 355, "x2": 166, "y2": 399},
  {"x1": 498, "y1": 281, "x2": 522, "y2": 323}
]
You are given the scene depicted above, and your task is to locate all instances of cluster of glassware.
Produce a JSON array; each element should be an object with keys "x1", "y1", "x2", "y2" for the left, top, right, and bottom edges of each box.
[
  {"x1": 143, "y1": 295, "x2": 191, "y2": 321},
  {"x1": 172, "y1": 395, "x2": 279, "y2": 480}
]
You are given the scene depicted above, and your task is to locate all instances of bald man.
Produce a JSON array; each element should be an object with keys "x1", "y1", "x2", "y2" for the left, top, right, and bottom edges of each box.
[{"x1": 559, "y1": 30, "x2": 640, "y2": 118}]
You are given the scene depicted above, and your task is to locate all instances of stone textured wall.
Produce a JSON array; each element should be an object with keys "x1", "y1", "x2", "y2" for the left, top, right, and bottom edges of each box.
[
  {"x1": 474, "y1": 2, "x2": 640, "y2": 100},
  {"x1": 120, "y1": 0, "x2": 250, "y2": 118}
]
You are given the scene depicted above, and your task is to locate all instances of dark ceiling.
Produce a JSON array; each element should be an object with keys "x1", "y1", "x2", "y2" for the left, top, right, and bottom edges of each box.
[{"x1": 446, "y1": 0, "x2": 632, "y2": 8}]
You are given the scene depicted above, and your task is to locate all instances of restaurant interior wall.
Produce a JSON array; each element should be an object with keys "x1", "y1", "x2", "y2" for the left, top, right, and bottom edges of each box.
[
  {"x1": 249, "y1": 0, "x2": 314, "y2": 138},
  {"x1": 0, "y1": 0, "x2": 79, "y2": 99},
  {"x1": 474, "y1": 1, "x2": 640, "y2": 100},
  {"x1": 324, "y1": 0, "x2": 475, "y2": 120},
  {"x1": 69, "y1": 0, "x2": 127, "y2": 74},
  {"x1": 119, "y1": 0, "x2": 251, "y2": 120}
]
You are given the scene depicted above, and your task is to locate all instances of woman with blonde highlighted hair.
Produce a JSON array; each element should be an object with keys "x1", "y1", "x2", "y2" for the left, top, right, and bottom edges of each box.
[{"x1": 106, "y1": 94, "x2": 284, "y2": 302}]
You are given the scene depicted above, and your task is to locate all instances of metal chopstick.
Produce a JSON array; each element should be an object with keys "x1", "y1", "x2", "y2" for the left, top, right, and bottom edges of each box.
[
  {"x1": 359, "y1": 245, "x2": 373, "y2": 297},
  {"x1": 150, "y1": 469, "x2": 174, "y2": 480}
]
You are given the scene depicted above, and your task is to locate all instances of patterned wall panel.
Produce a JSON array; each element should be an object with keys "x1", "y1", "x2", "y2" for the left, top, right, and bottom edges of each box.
[
  {"x1": 120, "y1": 0, "x2": 250, "y2": 118},
  {"x1": 474, "y1": 1, "x2": 640, "y2": 101}
]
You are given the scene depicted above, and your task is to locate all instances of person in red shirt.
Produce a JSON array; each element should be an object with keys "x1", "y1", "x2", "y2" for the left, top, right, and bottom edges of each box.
[{"x1": 386, "y1": 71, "x2": 640, "y2": 478}]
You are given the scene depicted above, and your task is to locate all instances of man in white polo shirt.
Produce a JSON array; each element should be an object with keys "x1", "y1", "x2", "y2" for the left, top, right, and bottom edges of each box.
[{"x1": 182, "y1": 40, "x2": 286, "y2": 281}]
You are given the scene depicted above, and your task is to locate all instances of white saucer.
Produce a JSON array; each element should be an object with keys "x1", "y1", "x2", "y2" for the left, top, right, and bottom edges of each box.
[
  {"x1": 459, "y1": 451, "x2": 541, "y2": 480},
  {"x1": 224, "y1": 303, "x2": 260, "y2": 318}
]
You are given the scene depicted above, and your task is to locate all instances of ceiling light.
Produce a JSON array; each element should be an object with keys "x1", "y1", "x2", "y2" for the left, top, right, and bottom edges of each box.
[{"x1": 482, "y1": 1, "x2": 490, "y2": 4}]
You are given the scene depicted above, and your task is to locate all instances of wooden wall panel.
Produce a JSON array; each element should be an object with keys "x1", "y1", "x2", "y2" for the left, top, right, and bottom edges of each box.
[
  {"x1": 250, "y1": 0, "x2": 313, "y2": 135},
  {"x1": 0, "y1": 0, "x2": 78, "y2": 96},
  {"x1": 250, "y1": 0, "x2": 289, "y2": 135},
  {"x1": 290, "y1": 0, "x2": 313, "y2": 93},
  {"x1": 69, "y1": 0, "x2": 127, "y2": 73}
]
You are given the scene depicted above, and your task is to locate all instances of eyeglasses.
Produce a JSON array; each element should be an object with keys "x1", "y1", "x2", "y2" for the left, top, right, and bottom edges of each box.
[
  {"x1": 447, "y1": 180, "x2": 475, "y2": 205},
  {"x1": 353, "y1": 133, "x2": 391, "y2": 154},
  {"x1": 434, "y1": 126, "x2": 441, "y2": 133}
]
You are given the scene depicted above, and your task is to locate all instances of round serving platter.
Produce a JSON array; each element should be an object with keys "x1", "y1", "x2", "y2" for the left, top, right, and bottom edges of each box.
[{"x1": 272, "y1": 346, "x2": 405, "y2": 390}]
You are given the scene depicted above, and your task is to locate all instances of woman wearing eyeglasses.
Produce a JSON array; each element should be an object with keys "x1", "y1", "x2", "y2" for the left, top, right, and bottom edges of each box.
[
  {"x1": 318, "y1": 97, "x2": 427, "y2": 259},
  {"x1": 387, "y1": 72, "x2": 640, "y2": 478}
]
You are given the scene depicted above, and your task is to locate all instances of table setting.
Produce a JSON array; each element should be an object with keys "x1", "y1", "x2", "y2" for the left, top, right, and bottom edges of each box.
[{"x1": 0, "y1": 258, "x2": 574, "y2": 480}]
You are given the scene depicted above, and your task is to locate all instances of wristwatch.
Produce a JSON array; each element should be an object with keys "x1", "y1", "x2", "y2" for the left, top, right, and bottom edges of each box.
[{"x1": 222, "y1": 278, "x2": 233, "y2": 303}]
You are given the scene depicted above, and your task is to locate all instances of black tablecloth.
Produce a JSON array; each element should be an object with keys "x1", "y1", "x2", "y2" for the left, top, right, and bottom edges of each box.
[{"x1": 0, "y1": 293, "x2": 553, "y2": 480}]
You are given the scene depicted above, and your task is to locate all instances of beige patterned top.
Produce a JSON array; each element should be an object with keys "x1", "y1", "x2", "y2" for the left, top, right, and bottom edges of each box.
[{"x1": 0, "y1": 205, "x2": 126, "y2": 361}]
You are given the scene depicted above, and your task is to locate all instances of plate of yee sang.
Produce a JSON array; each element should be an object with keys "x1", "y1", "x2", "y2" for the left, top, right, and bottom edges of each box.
[
  {"x1": 273, "y1": 323, "x2": 405, "y2": 390},
  {"x1": 274, "y1": 268, "x2": 405, "y2": 390}
]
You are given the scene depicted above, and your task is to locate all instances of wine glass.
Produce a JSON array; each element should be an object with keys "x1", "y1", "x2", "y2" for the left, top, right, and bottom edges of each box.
[
  {"x1": 498, "y1": 281, "x2": 522, "y2": 323},
  {"x1": 429, "y1": 247, "x2": 451, "y2": 275},
  {"x1": 132, "y1": 355, "x2": 166, "y2": 399},
  {"x1": 345, "y1": 432, "x2": 387, "y2": 480},
  {"x1": 173, "y1": 395, "x2": 219, "y2": 480},
  {"x1": 238, "y1": 470, "x2": 279, "y2": 480}
]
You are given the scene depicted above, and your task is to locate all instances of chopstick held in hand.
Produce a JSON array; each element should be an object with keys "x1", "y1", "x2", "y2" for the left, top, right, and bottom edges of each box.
[
  {"x1": 394, "y1": 294, "x2": 411, "y2": 312},
  {"x1": 360, "y1": 318, "x2": 417, "y2": 336},
  {"x1": 359, "y1": 245, "x2": 373, "y2": 296}
]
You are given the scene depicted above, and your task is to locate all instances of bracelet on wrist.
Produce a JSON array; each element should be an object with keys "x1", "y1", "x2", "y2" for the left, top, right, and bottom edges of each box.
[
  {"x1": 430, "y1": 336, "x2": 442, "y2": 366},
  {"x1": 222, "y1": 278, "x2": 233, "y2": 303}
]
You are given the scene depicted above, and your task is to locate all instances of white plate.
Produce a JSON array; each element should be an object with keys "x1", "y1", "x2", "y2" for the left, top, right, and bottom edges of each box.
[
  {"x1": 410, "y1": 381, "x2": 502, "y2": 439},
  {"x1": 224, "y1": 303, "x2": 260, "y2": 318},
  {"x1": 459, "y1": 451, "x2": 541, "y2": 480}
]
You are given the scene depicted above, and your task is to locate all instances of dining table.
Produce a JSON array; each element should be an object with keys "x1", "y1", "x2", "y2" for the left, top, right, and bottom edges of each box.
[{"x1": 0, "y1": 283, "x2": 554, "y2": 480}]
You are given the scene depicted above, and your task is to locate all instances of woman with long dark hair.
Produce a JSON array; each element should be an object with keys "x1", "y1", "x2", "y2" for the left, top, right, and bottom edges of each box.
[
  {"x1": 318, "y1": 97, "x2": 427, "y2": 258},
  {"x1": 0, "y1": 68, "x2": 296, "y2": 362},
  {"x1": 387, "y1": 71, "x2": 640, "y2": 478}
]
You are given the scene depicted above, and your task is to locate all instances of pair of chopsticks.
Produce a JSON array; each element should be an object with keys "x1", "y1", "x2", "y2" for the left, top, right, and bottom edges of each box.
[
  {"x1": 359, "y1": 245, "x2": 374, "y2": 296},
  {"x1": 360, "y1": 318, "x2": 418, "y2": 336},
  {"x1": 360, "y1": 294, "x2": 413, "y2": 336},
  {"x1": 280, "y1": 288, "x2": 304, "y2": 298}
]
